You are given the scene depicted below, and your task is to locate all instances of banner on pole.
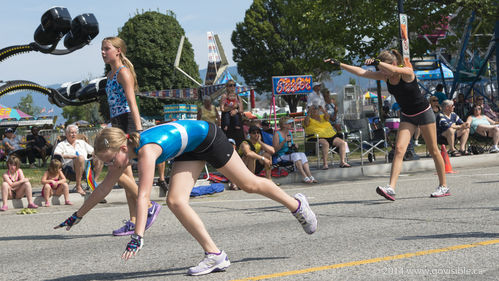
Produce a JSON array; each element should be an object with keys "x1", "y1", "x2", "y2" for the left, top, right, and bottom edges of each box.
[
  {"x1": 399, "y1": 13, "x2": 412, "y2": 68},
  {"x1": 272, "y1": 75, "x2": 312, "y2": 96}
]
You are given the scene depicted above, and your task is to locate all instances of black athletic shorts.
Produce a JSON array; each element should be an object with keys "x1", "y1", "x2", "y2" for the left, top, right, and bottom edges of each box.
[
  {"x1": 111, "y1": 112, "x2": 136, "y2": 134},
  {"x1": 175, "y1": 122, "x2": 234, "y2": 168},
  {"x1": 400, "y1": 107, "x2": 435, "y2": 126}
]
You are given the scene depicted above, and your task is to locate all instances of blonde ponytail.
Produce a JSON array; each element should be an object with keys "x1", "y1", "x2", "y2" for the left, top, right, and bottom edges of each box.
[{"x1": 103, "y1": 36, "x2": 139, "y2": 92}]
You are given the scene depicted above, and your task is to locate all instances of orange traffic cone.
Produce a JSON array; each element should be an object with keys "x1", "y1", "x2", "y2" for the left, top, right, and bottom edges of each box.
[{"x1": 440, "y1": 144, "x2": 457, "y2": 174}]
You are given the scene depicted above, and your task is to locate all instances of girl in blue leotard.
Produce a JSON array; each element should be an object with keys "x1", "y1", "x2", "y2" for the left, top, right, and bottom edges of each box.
[{"x1": 55, "y1": 120, "x2": 317, "y2": 276}]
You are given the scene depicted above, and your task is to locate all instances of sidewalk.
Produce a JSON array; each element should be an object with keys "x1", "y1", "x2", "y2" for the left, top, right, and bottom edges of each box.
[{"x1": 2, "y1": 153, "x2": 498, "y2": 210}]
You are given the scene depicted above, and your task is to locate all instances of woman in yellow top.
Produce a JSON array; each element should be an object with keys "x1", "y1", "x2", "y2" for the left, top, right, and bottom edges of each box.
[
  {"x1": 197, "y1": 95, "x2": 220, "y2": 126},
  {"x1": 304, "y1": 105, "x2": 350, "y2": 168}
]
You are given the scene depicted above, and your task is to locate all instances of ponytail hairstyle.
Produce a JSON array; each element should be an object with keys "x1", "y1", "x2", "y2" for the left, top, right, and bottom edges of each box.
[
  {"x1": 103, "y1": 37, "x2": 139, "y2": 92},
  {"x1": 94, "y1": 127, "x2": 141, "y2": 155},
  {"x1": 377, "y1": 49, "x2": 405, "y2": 67}
]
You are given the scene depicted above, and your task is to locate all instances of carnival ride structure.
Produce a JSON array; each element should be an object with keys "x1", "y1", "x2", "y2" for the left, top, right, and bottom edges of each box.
[{"x1": 0, "y1": 7, "x2": 102, "y2": 110}]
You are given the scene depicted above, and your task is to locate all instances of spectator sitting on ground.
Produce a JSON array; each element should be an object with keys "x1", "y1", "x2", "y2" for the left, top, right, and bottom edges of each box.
[
  {"x1": 41, "y1": 159, "x2": 72, "y2": 207},
  {"x1": 239, "y1": 126, "x2": 274, "y2": 180},
  {"x1": 2, "y1": 127, "x2": 36, "y2": 168},
  {"x1": 454, "y1": 93, "x2": 472, "y2": 121},
  {"x1": 432, "y1": 84, "x2": 447, "y2": 105},
  {"x1": 304, "y1": 105, "x2": 350, "y2": 169},
  {"x1": 307, "y1": 82, "x2": 326, "y2": 109},
  {"x1": 273, "y1": 116, "x2": 317, "y2": 184},
  {"x1": 26, "y1": 126, "x2": 53, "y2": 166},
  {"x1": 0, "y1": 155, "x2": 38, "y2": 211},
  {"x1": 474, "y1": 96, "x2": 498, "y2": 122},
  {"x1": 53, "y1": 124, "x2": 103, "y2": 195},
  {"x1": 466, "y1": 104, "x2": 499, "y2": 153},
  {"x1": 436, "y1": 100, "x2": 470, "y2": 157}
]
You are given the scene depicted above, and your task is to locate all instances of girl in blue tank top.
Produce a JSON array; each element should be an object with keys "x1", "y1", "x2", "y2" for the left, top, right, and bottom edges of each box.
[
  {"x1": 325, "y1": 49, "x2": 448, "y2": 200},
  {"x1": 56, "y1": 120, "x2": 317, "y2": 276}
]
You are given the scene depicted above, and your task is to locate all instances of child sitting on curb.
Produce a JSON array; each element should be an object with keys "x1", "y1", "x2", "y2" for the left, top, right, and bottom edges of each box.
[
  {"x1": 1, "y1": 155, "x2": 38, "y2": 211},
  {"x1": 41, "y1": 159, "x2": 72, "y2": 207}
]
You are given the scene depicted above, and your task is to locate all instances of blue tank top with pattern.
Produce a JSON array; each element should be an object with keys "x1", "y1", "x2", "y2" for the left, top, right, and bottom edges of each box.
[
  {"x1": 106, "y1": 65, "x2": 131, "y2": 118},
  {"x1": 136, "y1": 120, "x2": 210, "y2": 164}
]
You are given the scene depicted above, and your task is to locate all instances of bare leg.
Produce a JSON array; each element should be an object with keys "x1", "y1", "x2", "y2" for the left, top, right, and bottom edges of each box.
[
  {"x1": 74, "y1": 156, "x2": 86, "y2": 195},
  {"x1": 219, "y1": 152, "x2": 299, "y2": 211},
  {"x1": 303, "y1": 162, "x2": 313, "y2": 178},
  {"x1": 388, "y1": 122, "x2": 415, "y2": 189},
  {"x1": 118, "y1": 166, "x2": 140, "y2": 223},
  {"x1": 294, "y1": 160, "x2": 308, "y2": 179},
  {"x1": 42, "y1": 184, "x2": 51, "y2": 204},
  {"x1": 1, "y1": 182, "x2": 9, "y2": 206},
  {"x1": 420, "y1": 122, "x2": 446, "y2": 187},
  {"x1": 442, "y1": 128, "x2": 457, "y2": 151},
  {"x1": 319, "y1": 139, "x2": 329, "y2": 167},
  {"x1": 167, "y1": 160, "x2": 219, "y2": 253},
  {"x1": 332, "y1": 138, "x2": 347, "y2": 165}
]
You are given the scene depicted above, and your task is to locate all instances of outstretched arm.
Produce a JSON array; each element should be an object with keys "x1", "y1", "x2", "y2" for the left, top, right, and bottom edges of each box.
[
  {"x1": 325, "y1": 58, "x2": 385, "y2": 80},
  {"x1": 54, "y1": 165, "x2": 124, "y2": 230}
]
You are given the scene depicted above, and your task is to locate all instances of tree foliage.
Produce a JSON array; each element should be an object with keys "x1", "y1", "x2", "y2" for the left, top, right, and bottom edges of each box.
[
  {"x1": 233, "y1": 0, "x2": 496, "y2": 111},
  {"x1": 109, "y1": 10, "x2": 201, "y2": 119},
  {"x1": 16, "y1": 94, "x2": 41, "y2": 116},
  {"x1": 62, "y1": 102, "x2": 103, "y2": 125},
  {"x1": 232, "y1": 0, "x2": 346, "y2": 112}
]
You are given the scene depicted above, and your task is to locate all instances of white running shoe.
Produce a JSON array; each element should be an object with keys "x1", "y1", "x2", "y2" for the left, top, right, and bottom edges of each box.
[
  {"x1": 293, "y1": 193, "x2": 317, "y2": 234},
  {"x1": 187, "y1": 251, "x2": 230, "y2": 276},
  {"x1": 430, "y1": 186, "x2": 451, "y2": 198},
  {"x1": 376, "y1": 186, "x2": 396, "y2": 201},
  {"x1": 490, "y1": 146, "x2": 499, "y2": 153}
]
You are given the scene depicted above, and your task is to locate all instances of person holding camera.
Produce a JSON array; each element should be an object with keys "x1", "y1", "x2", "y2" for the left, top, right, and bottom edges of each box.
[
  {"x1": 304, "y1": 105, "x2": 350, "y2": 169},
  {"x1": 273, "y1": 117, "x2": 317, "y2": 183},
  {"x1": 238, "y1": 126, "x2": 274, "y2": 180}
]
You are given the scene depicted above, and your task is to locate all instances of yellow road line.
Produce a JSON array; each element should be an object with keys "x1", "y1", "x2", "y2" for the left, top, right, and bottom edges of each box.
[{"x1": 232, "y1": 239, "x2": 499, "y2": 280}]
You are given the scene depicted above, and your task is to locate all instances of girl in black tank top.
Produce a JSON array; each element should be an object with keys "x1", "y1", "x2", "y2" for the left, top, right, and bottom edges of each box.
[
  {"x1": 387, "y1": 77, "x2": 429, "y2": 116},
  {"x1": 324, "y1": 49, "x2": 448, "y2": 200}
]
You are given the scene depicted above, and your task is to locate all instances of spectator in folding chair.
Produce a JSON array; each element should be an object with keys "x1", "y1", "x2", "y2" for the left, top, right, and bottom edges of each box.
[
  {"x1": 466, "y1": 104, "x2": 499, "y2": 153},
  {"x1": 304, "y1": 105, "x2": 350, "y2": 169},
  {"x1": 474, "y1": 96, "x2": 498, "y2": 122},
  {"x1": 436, "y1": 99, "x2": 470, "y2": 157},
  {"x1": 274, "y1": 116, "x2": 317, "y2": 184},
  {"x1": 322, "y1": 88, "x2": 342, "y2": 133},
  {"x1": 53, "y1": 124, "x2": 103, "y2": 196},
  {"x1": 26, "y1": 126, "x2": 52, "y2": 167},
  {"x1": 454, "y1": 93, "x2": 472, "y2": 121},
  {"x1": 238, "y1": 126, "x2": 274, "y2": 180},
  {"x1": 2, "y1": 127, "x2": 36, "y2": 168}
]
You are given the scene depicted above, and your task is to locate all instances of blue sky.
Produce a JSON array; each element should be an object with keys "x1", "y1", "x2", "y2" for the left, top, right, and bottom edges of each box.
[{"x1": 0, "y1": 0, "x2": 253, "y2": 86}]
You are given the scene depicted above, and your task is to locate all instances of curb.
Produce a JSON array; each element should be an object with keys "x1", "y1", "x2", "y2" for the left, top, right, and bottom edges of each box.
[{"x1": 2, "y1": 153, "x2": 498, "y2": 210}]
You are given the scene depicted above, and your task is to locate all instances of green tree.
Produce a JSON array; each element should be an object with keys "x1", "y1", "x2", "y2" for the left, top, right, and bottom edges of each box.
[
  {"x1": 16, "y1": 93, "x2": 41, "y2": 116},
  {"x1": 233, "y1": 0, "x2": 496, "y2": 113},
  {"x1": 232, "y1": 0, "x2": 346, "y2": 112},
  {"x1": 105, "y1": 10, "x2": 201, "y2": 119},
  {"x1": 62, "y1": 102, "x2": 103, "y2": 125}
]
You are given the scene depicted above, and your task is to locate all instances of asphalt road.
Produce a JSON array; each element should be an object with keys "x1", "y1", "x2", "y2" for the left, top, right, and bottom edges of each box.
[{"x1": 2, "y1": 163, "x2": 499, "y2": 281}]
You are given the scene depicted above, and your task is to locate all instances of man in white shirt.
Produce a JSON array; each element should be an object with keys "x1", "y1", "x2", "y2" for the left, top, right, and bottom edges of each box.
[
  {"x1": 53, "y1": 124, "x2": 103, "y2": 195},
  {"x1": 307, "y1": 82, "x2": 326, "y2": 109}
]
